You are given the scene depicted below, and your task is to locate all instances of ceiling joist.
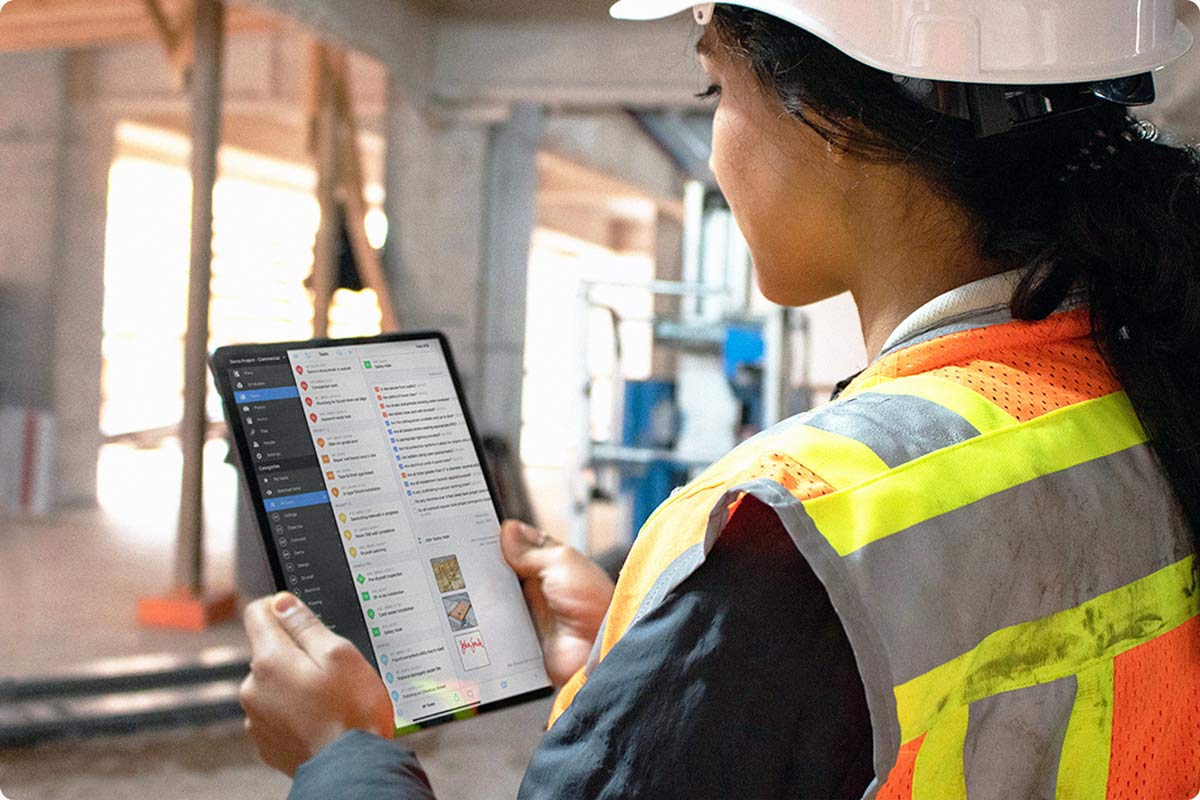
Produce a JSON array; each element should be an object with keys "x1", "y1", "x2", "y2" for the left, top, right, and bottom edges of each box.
[{"x1": 0, "y1": 0, "x2": 278, "y2": 53}]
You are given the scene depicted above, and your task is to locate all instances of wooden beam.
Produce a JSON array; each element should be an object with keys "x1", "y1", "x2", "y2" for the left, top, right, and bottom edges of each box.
[
  {"x1": 327, "y1": 52, "x2": 398, "y2": 331},
  {"x1": 0, "y1": 0, "x2": 277, "y2": 53},
  {"x1": 309, "y1": 43, "x2": 338, "y2": 339}
]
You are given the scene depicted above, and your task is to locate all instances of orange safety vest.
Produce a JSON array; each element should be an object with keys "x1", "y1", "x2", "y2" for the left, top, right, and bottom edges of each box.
[{"x1": 549, "y1": 306, "x2": 1200, "y2": 799}]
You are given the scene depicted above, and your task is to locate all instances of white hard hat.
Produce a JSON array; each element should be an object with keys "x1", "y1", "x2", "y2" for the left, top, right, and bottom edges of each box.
[{"x1": 610, "y1": 0, "x2": 1199, "y2": 85}]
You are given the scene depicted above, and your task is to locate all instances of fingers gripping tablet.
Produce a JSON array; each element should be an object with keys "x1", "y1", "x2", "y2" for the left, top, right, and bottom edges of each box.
[{"x1": 213, "y1": 333, "x2": 552, "y2": 733}]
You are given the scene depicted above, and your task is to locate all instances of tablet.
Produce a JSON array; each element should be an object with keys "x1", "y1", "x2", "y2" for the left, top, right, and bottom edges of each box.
[{"x1": 211, "y1": 333, "x2": 552, "y2": 733}]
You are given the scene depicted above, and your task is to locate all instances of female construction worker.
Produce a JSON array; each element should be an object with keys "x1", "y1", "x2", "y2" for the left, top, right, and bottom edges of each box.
[{"x1": 239, "y1": 1, "x2": 1200, "y2": 797}]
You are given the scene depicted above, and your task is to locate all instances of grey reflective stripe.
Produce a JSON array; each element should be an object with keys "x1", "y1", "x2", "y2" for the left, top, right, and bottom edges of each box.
[
  {"x1": 963, "y1": 677, "x2": 1076, "y2": 800},
  {"x1": 582, "y1": 611, "x2": 610, "y2": 678},
  {"x1": 627, "y1": 543, "x2": 706, "y2": 629},
  {"x1": 845, "y1": 443, "x2": 1192, "y2": 684},
  {"x1": 804, "y1": 392, "x2": 981, "y2": 468},
  {"x1": 699, "y1": 478, "x2": 904, "y2": 794},
  {"x1": 878, "y1": 304, "x2": 1015, "y2": 359}
]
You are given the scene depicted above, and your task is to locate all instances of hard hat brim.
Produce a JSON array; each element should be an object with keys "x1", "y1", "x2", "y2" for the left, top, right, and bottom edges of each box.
[{"x1": 610, "y1": 0, "x2": 1196, "y2": 85}]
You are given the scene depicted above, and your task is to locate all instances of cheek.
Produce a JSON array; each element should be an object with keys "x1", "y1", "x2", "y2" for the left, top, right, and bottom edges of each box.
[
  {"x1": 710, "y1": 105, "x2": 852, "y2": 307},
  {"x1": 710, "y1": 104, "x2": 771, "y2": 252}
]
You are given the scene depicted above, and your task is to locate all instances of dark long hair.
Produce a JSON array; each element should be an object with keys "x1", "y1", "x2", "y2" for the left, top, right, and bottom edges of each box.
[{"x1": 710, "y1": 7, "x2": 1200, "y2": 544}]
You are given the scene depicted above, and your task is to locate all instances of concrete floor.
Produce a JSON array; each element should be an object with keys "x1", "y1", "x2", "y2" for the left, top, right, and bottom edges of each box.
[{"x1": 0, "y1": 441, "x2": 591, "y2": 799}]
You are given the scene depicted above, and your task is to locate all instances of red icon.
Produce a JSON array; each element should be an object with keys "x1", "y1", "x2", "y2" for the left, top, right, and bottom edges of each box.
[
  {"x1": 382, "y1": 412, "x2": 388, "y2": 418},
  {"x1": 379, "y1": 403, "x2": 385, "y2": 409},
  {"x1": 376, "y1": 394, "x2": 382, "y2": 401},
  {"x1": 401, "y1": 472, "x2": 407, "y2": 478},
  {"x1": 296, "y1": 366, "x2": 304, "y2": 375},
  {"x1": 374, "y1": 386, "x2": 380, "y2": 392},
  {"x1": 305, "y1": 397, "x2": 314, "y2": 407},
  {"x1": 300, "y1": 381, "x2": 309, "y2": 391},
  {"x1": 310, "y1": 413, "x2": 318, "y2": 422},
  {"x1": 317, "y1": 438, "x2": 326, "y2": 448}
]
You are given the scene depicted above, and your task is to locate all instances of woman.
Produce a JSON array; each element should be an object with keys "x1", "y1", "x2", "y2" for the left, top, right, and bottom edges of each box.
[{"x1": 240, "y1": 2, "x2": 1200, "y2": 797}]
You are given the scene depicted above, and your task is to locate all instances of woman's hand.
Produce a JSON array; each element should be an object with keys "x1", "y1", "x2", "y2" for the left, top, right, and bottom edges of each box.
[
  {"x1": 240, "y1": 593, "x2": 394, "y2": 777},
  {"x1": 499, "y1": 521, "x2": 615, "y2": 687}
]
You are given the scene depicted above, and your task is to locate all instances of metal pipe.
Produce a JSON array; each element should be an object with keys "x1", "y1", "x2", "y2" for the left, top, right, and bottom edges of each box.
[{"x1": 175, "y1": 0, "x2": 224, "y2": 595}]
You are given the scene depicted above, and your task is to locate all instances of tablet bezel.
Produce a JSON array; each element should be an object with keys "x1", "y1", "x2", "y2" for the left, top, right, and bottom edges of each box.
[{"x1": 211, "y1": 331, "x2": 554, "y2": 733}]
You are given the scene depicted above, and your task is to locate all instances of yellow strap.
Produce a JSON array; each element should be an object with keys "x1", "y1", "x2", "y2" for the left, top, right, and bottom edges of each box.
[
  {"x1": 1055, "y1": 659, "x2": 1115, "y2": 800},
  {"x1": 894, "y1": 555, "x2": 1199, "y2": 742},
  {"x1": 860, "y1": 374, "x2": 1019, "y2": 434},
  {"x1": 912, "y1": 702, "x2": 969, "y2": 800},
  {"x1": 806, "y1": 392, "x2": 1147, "y2": 556}
]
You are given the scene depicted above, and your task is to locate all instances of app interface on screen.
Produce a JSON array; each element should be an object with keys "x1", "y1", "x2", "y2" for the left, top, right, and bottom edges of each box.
[{"x1": 225, "y1": 339, "x2": 549, "y2": 727}]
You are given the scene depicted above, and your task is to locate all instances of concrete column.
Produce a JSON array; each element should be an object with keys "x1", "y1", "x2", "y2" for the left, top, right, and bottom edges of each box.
[
  {"x1": 474, "y1": 105, "x2": 543, "y2": 444},
  {"x1": 382, "y1": 94, "x2": 543, "y2": 447},
  {"x1": 382, "y1": 86, "x2": 489, "y2": 391},
  {"x1": 51, "y1": 103, "x2": 115, "y2": 509},
  {"x1": 0, "y1": 50, "x2": 110, "y2": 509}
]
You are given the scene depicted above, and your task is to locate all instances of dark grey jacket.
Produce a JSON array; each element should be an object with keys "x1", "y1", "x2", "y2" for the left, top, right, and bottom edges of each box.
[{"x1": 290, "y1": 497, "x2": 873, "y2": 799}]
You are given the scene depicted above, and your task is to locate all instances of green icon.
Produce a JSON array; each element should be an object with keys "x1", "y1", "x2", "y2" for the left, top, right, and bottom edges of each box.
[
  {"x1": 356, "y1": 574, "x2": 366, "y2": 584},
  {"x1": 372, "y1": 627, "x2": 381, "y2": 637},
  {"x1": 361, "y1": 591, "x2": 370, "y2": 601},
  {"x1": 363, "y1": 360, "x2": 372, "y2": 369},
  {"x1": 367, "y1": 609, "x2": 376, "y2": 620}
]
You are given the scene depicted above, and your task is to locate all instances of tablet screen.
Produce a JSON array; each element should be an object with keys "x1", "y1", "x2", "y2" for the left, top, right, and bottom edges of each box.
[{"x1": 218, "y1": 336, "x2": 550, "y2": 730}]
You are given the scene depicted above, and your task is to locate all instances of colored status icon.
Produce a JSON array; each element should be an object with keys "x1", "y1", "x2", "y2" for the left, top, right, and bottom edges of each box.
[
  {"x1": 363, "y1": 360, "x2": 372, "y2": 369},
  {"x1": 356, "y1": 574, "x2": 366, "y2": 584},
  {"x1": 322, "y1": 454, "x2": 331, "y2": 464},
  {"x1": 305, "y1": 397, "x2": 314, "y2": 407},
  {"x1": 343, "y1": 531, "x2": 352, "y2": 541},
  {"x1": 331, "y1": 487, "x2": 340, "y2": 498},
  {"x1": 380, "y1": 654, "x2": 389, "y2": 665},
  {"x1": 367, "y1": 609, "x2": 376, "y2": 620},
  {"x1": 310, "y1": 413, "x2": 318, "y2": 422},
  {"x1": 372, "y1": 627, "x2": 381, "y2": 637},
  {"x1": 339, "y1": 513, "x2": 348, "y2": 523},
  {"x1": 326, "y1": 471, "x2": 335, "y2": 480},
  {"x1": 300, "y1": 380, "x2": 309, "y2": 390},
  {"x1": 362, "y1": 591, "x2": 370, "y2": 601},
  {"x1": 317, "y1": 437, "x2": 325, "y2": 448},
  {"x1": 349, "y1": 546, "x2": 358, "y2": 557},
  {"x1": 391, "y1": 691, "x2": 399, "y2": 701},
  {"x1": 295, "y1": 365, "x2": 304, "y2": 375},
  {"x1": 376, "y1": 394, "x2": 382, "y2": 401},
  {"x1": 385, "y1": 671, "x2": 393, "y2": 683}
]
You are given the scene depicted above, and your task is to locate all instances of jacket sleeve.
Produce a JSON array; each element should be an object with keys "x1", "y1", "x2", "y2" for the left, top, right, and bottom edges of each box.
[
  {"x1": 288, "y1": 730, "x2": 436, "y2": 800},
  {"x1": 518, "y1": 496, "x2": 875, "y2": 800}
]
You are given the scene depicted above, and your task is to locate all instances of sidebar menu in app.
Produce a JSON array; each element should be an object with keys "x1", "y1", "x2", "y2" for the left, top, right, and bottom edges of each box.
[{"x1": 226, "y1": 356, "x2": 373, "y2": 659}]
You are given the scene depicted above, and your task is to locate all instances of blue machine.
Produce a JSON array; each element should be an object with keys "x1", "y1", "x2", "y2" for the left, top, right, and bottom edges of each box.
[{"x1": 619, "y1": 323, "x2": 768, "y2": 539}]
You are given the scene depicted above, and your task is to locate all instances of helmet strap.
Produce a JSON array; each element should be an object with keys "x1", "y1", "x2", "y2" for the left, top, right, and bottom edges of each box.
[{"x1": 894, "y1": 73, "x2": 1157, "y2": 138}]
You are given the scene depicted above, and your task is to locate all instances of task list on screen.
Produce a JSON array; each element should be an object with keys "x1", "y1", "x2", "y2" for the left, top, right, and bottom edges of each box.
[{"x1": 228, "y1": 337, "x2": 549, "y2": 729}]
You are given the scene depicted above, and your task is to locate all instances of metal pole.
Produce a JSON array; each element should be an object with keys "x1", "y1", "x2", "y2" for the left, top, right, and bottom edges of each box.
[{"x1": 175, "y1": 0, "x2": 224, "y2": 595}]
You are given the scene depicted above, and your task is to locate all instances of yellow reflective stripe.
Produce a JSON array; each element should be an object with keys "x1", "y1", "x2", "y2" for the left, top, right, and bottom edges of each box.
[
  {"x1": 1055, "y1": 660, "x2": 1115, "y2": 800},
  {"x1": 912, "y1": 703, "x2": 969, "y2": 800},
  {"x1": 894, "y1": 555, "x2": 1199, "y2": 743},
  {"x1": 861, "y1": 374, "x2": 1019, "y2": 434},
  {"x1": 759, "y1": 424, "x2": 891, "y2": 489},
  {"x1": 806, "y1": 392, "x2": 1146, "y2": 556}
]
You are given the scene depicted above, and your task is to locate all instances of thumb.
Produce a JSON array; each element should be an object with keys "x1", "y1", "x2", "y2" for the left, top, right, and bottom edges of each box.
[
  {"x1": 500, "y1": 520, "x2": 557, "y2": 579},
  {"x1": 271, "y1": 592, "x2": 335, "y2": 657}
]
